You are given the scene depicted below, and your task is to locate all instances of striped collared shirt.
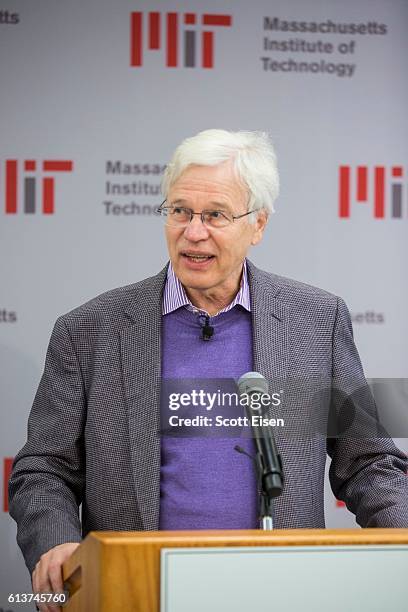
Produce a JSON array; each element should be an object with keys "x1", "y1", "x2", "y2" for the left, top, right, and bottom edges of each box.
[{"x1": 162, "y1": 259, "x2": 251, "y2": 316}]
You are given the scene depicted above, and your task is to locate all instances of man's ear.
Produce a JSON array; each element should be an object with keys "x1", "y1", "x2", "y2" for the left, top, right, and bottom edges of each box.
[{"x1": 251, "y1": 210, "x2": 268, "y2": 246}]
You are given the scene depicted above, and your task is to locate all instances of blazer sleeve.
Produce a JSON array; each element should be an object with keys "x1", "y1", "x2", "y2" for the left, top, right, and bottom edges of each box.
[
  {"x1": 327, "y1": 297, "x2": 408, "y2": 527},
  {"x1": 8, "y1": 316, "x2": 84, "y2": 574}
]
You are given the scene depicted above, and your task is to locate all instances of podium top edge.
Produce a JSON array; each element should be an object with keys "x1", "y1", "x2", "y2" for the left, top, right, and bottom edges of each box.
[{"x1": 85, "y1": 529, "x2": 408, "y2": 547}]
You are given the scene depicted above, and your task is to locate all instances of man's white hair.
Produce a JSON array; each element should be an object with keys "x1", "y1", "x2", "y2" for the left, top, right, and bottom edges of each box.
[{"x1": 162, "y1": 129, "x2": 279, "y2": 219}]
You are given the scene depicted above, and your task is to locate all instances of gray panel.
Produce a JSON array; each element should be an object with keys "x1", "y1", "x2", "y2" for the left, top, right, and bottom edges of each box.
[
  {"x1": 161, "y1": 545, "x2": 408, "y2": 612},
  {"x1": 392, "y1": 184, "x2": 402, "y2": 218},
  {"x1": 24, "y1": 177, "x2": 35, "y2": 214},
  {"x1": 184, "y1": 31, "x2": 195, "y2": 68}
]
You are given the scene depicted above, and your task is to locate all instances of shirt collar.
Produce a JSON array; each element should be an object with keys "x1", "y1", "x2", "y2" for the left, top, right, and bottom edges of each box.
[{"x1": 162, "y1": 259, "x2": 251, "y2": 316}]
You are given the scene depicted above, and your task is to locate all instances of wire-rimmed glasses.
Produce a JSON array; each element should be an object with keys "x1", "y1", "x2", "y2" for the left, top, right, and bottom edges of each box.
[{"x1": 157, "y1": 201, "x2": 259, "y2": 229}]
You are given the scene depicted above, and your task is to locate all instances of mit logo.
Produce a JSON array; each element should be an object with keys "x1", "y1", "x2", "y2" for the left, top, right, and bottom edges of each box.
[
  {"x1": 4, "y1": 160, "x2": 73, "y2": 214},
  {"x1": 3, "y1": 457, "x2": 13, "y2": 513},
  {"x1": 130, "y1": 12, "x2": 232, "y2": 68},
  {"x1": 339, "y1": 165, "x2": 405, "y2": 219}
]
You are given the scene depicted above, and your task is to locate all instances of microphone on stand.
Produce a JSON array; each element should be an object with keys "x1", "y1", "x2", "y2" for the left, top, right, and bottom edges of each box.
[{"x1": 237, "y1": 371, "x2": 284, "y2": 529}]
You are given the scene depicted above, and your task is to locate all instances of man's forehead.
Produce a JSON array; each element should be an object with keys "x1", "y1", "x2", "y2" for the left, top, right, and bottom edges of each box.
[{"x1": 168, "y1": 163, "x2": 247, "y2": 200}]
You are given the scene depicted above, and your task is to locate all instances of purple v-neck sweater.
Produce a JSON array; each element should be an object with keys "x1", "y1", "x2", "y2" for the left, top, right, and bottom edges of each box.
[{"x1": 159, "y1": 306, "x2": 258, "y2": 530}]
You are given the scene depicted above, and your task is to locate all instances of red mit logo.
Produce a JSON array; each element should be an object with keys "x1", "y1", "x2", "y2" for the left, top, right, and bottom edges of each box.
[
  {"x1": 339, "y1": 165, "x2": 404, "y2": 219},
  {"x1": 3, "y1": 457, "x2": 13, "y2": 512},
  {"x1": 130, "y1": 12, "x2": 232, "y2": 68},
  {"x1": 4, "y1": 160, "x2": 73, "y2": 214}
]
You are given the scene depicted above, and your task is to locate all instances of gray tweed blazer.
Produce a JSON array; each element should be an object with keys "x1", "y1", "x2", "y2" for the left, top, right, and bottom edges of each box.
[{"x1": 9, "y1": 260, "x2": 408, "y2": 573}]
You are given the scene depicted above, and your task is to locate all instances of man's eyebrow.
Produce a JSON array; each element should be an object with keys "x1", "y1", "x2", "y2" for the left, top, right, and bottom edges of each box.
[
  {"x1": 207, "y1": 201, "x2": 231, "y2": 210},
  {"x1": 170, "y1": 198, "x2": 232, "y2": 210}
]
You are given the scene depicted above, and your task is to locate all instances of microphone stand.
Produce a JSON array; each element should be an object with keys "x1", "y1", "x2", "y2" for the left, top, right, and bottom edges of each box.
[
  {"x1": 248, "y1": 400, "x2": 284, "y2": 530},
  {"x1": 235, "y1": 444, "x2": 283, "y2": 531},
  {"x1": 255, "y1": 450, "x2": 276, "y2": 531}
]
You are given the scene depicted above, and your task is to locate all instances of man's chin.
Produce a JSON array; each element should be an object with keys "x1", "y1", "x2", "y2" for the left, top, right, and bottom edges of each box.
[{"x1": 177, "y1": 271, "x2": 214, "y2": 291}]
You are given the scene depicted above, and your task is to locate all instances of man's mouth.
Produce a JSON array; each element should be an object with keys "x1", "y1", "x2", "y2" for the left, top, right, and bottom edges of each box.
[{"x1": 181, "y1": 252, "x2": 215, "y2": 263}]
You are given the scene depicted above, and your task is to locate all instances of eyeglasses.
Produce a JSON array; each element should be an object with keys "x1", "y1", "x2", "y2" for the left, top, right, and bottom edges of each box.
[{"x1": 157, "y1": 200, "x2": 259, "y2": 229}]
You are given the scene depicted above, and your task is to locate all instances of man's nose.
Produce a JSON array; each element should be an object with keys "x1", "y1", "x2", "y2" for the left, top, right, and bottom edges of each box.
[{"x1": 183, "y1": 215, "x2": 210, "y2": 241}]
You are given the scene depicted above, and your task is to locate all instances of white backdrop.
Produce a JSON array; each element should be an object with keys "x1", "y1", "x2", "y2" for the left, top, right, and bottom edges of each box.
[{"x1": 1, "y1": 0, "x2": 407, "y2": 605}]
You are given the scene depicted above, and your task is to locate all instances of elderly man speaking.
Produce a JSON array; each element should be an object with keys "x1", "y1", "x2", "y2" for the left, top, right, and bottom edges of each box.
[{"x1": 9, "y1": 129, "x2": 408, "y2": 606}]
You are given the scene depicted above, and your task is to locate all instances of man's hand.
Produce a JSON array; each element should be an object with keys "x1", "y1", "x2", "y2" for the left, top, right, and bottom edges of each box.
[{"x1": 32, "y1": 542, "x2": 80, "y2": 612}]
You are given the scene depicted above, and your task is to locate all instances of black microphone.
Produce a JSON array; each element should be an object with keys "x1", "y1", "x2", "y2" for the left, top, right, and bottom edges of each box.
[
  {"x1": 237, "y1": 372, "x2": 284, "y2": 500},
  {"x1": 201, "y1": 315, "x2": 214, "y2": 341}
]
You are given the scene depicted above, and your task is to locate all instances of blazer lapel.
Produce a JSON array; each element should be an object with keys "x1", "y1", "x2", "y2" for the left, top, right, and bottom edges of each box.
[
  {"x1": 247, "y1": 260, "x2": 289, "y2": 383},
  {"x1": 120, "y1": 266, "x2": 168, "y2": 530},
  {"x1": 247, "y1": 260, "x2": 290, "y2": 445}
]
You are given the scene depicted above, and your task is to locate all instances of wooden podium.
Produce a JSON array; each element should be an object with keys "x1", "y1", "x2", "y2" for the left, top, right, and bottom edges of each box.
[{"x1": 63, "y1": 529, "x2": 408, "y2": 612}]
